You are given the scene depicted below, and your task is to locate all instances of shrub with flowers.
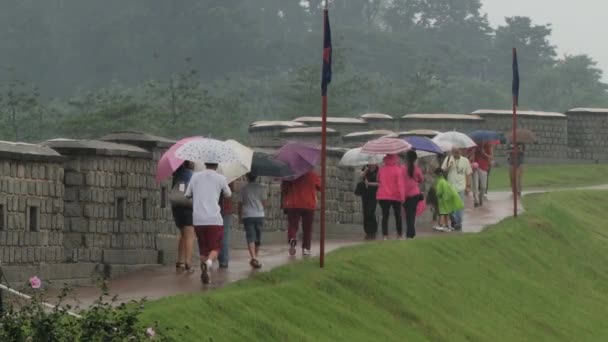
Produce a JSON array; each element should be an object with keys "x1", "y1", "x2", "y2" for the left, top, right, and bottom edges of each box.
[{"x1": 0, "y1": 276, "x2": 177, "y2": 341}]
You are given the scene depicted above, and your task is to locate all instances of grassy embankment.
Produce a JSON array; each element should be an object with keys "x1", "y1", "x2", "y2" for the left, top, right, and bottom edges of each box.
[
  {"x1": 143, "y1": 190, "x2": 608, "y2": 341},
  {"x1": 488, "y1": 164, "x2": 608, "y2": 190}
]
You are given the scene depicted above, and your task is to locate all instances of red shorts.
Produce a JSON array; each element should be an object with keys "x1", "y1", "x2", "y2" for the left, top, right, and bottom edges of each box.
[{"x1": 194, "y1": 225, "x2": 224, "y2": 257}]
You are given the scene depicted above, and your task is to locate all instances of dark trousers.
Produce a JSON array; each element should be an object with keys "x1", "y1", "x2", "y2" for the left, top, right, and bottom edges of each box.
[
  {"x1": 403, "y1": 196, "x2": 419, "y2": 238},
  {"x1": 361, "y1": 195, "x2": 378, "y2": 236},
  {"x1": 379, "y1": 200, "x2": 402, "y2": 236},
  {"x1": 286, "y1": 208, "x2": 315, "y2": 250}
]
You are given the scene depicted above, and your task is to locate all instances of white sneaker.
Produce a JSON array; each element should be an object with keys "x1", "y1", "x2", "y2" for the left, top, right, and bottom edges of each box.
[
  {"x1": 302, "y1": 249, "x2": 312, "y2": 256},
  {"x1": 205, "y1": 259, "x2": 213, "y2": 269},
  {"x1": 383, "y1": 236, "x2": 388, "y2": 241},
  {"x1": 433, "y1": 225, "x2": 447, "y2": 232}
]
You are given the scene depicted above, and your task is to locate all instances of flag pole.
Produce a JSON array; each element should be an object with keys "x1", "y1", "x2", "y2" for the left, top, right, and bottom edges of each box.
[
  {"x1": 319, "y1": 0, "x2": 329, "y2": 268},
  {"x1": 512, "y1": 47, "x2": 518, "y2": 217}
]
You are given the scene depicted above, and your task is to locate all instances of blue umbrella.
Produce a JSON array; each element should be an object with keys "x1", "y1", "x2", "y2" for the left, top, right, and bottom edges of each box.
[
  {"x1": 402, "y1": 136, "x2": 443, "y2": 154},
  {"x1": 469, "y1": 130, "x2": 505, "y2": 144}
]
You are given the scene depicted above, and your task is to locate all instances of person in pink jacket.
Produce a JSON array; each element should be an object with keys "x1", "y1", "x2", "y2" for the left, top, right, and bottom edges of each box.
[
  {"x1": 402, "y1": 150, "x2": 424, "y2": 239},
  {"x1": 376, "y1": 154, "x2": 405, "y2": 240}
]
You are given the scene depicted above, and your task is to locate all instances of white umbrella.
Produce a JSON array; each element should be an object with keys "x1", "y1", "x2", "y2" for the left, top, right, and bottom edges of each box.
[
  {"x1": 188, "y1": 140, "x2": 253, "y2": 182},
  {"x1": 217, "y1": 140, "x2": 253, "y2": 182},
  {"x1": 432, "y1": 132, "x2": 476, "y2": 149},
  {"x1": 175, "y1": 138, "x2": 240, "y2": 164},
  {"x1": 339, "y1": 148, "x2": 385, "y2": 167},
  {"x1": 434, "y1": 140, "x2": 454, "y2": 153}
]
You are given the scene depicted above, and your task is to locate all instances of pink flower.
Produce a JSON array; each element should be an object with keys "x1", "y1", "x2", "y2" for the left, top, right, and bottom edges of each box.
[
  {"x1": 146, "y1": 327, "x2": 156, "y2": 338},
  {"x1": 29, "y1": 276, "x2": 42, "y2": 289}
]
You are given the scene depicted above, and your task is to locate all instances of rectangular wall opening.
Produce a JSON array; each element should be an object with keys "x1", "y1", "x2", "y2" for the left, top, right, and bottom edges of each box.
[
  {"x1": 0, "y1": 204, "x2": 5, "y2": 230},
  {"x1": 116, "y1": 197, "x2": 126, "y2": 221},
  {"x1": 142, "y1": 198, "x2": 149, "y2": 220},
  {"x1": 28, "y1": 206, "x2": 39, "y2": 231},
  {"x1": 160, "y1": 186, "x2": 167, "y2": 209}
]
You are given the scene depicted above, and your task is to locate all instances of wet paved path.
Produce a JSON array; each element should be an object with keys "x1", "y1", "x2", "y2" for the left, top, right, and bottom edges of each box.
[{"x1": 50, "y1": 185, "x2": 608, "y2": 308}]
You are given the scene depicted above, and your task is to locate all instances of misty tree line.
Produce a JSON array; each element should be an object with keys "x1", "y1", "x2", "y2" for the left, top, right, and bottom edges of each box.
[{"x1": 1, "y1": 0, "x2": 607, "y2": 142}]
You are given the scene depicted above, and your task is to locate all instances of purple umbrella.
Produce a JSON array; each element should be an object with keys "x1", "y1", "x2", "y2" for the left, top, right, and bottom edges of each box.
[
  {"x1": 403, "y1": 136, "x2": 443, "y2": 154},
  {"x1": 274, "y1": 142, "x2": 321, "y2": 180}
]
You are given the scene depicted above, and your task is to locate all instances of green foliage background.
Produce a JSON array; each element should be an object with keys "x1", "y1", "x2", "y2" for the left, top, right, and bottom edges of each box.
[{"x1": 1, "y1": 0, "x2": 607, "y2": 142}]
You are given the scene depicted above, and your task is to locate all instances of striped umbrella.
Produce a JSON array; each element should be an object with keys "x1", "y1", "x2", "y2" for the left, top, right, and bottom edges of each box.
[{"x1": 361, "y1": 137, "x2": 412, "y2": 155}]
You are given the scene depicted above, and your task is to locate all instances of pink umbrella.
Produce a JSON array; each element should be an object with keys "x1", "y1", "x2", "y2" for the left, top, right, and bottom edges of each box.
[
  {"x1": 155, "y1": 136, "x2": 203, "y2": 183},
  {"x1": 361, "y1": 137, "x2": 411, "y2": 155}
]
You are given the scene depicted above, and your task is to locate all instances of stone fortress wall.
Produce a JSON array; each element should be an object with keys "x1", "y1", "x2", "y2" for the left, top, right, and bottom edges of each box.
[
  {"x1": 1, "y1": 108, "x2": 607, "y2": 285},
  {"x1": 247, "y1": 108, "x2": 608, "y2": 237}
]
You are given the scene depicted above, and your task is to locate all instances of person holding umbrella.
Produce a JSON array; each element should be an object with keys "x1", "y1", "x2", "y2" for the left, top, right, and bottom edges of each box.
[
  {"x1": 377, "y1": 154, "x2": 406, "y2": 240},
  {"x1": 170, "y1": 161, "x2": 196, "y2": 273},
  {"x1": 441, "y1": 147, "x2": 472, "y2": 231},
  {"x1": 281, "y1": 171, "x2": 321, "y2": 256},
  {"x1": 402, "y1": 150, "x2": 424, "y2": 239},
  {"x1": 176, "y1": 138, "x2": 239, "y2": 284}
]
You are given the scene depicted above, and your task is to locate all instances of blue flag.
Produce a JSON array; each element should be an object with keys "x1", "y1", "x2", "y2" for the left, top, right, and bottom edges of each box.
[
  {"x1": 512, "y1": 48, "x2": 519, "y2": 106},
  {"x1": 321, "y1": 9, "x2": 332, "y2": 96}
]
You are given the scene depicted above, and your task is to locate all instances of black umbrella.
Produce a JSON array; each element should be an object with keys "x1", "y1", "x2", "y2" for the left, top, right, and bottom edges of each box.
[{"x1": 250, "y1": 152, "x2": 295, "y2": 178}]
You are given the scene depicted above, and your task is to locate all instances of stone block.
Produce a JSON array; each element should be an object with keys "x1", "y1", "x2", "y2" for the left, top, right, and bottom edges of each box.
[
  {"x1": 64, "y1": 202, "x2": 82, "y2": 217},
  {"x1": 79, "y1": 188, "x2": 93, "y2": 202},
  {"x1": 69, "y1": 218, "x2": 87, "y2": 233},
  {"x1": 65, "y1": 171, "x2": 84, "y2": 186}
]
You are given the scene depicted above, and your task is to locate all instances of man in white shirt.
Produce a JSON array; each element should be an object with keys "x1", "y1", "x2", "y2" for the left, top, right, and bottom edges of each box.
[
  {"x1": 185, "y1": 163, "x2": 231, "y2": 284},
  {"x1": 441, "y1": 147, "x2": 472, "y2": 231}
]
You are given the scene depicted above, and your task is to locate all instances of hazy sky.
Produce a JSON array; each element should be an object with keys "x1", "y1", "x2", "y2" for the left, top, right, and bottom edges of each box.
[{"x1": 481, "y1": 0, "x2": 608, "y2": 79}]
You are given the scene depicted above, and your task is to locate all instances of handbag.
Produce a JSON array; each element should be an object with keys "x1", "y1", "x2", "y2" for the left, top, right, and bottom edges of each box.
[
  {"x1": 169, "y1": 182, "x2": 192, "y2": 208},
  {"x1": 354, "y1": 181, "x2": 366, "y2": 196}
]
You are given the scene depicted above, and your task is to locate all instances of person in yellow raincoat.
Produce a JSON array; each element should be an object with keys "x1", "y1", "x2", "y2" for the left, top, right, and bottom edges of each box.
[{"x1": 432, "y1": 168, "x2": 464, "y2": 232}]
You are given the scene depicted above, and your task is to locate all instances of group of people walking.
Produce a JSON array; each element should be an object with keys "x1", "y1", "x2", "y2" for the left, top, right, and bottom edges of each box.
[
  {"x1": 168, "y1": 141, "x2": 525, "y2": 284},
  {"x1": 357, "y1": 141, "x2": 523, "y2": 237},
  {"x1": 170, "y1": 159, "x2": 321, "y2": 284},
  {"x1": 170, "y1": 161, "x2": 268, "y2": 284},
  {"x1": 359, "y1": 150, "x2": 425, "y2": 240}
]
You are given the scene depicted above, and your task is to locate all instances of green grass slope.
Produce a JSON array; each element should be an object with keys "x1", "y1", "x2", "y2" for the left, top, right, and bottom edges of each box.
[
  {"x1": 143, "y1": 191, "x2": 608, "y2": 341},
  {"x1": 488, "y1": 164, "x2": 608, "y2": 190}
]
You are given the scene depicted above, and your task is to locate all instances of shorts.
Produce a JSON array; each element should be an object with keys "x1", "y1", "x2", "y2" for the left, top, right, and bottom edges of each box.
[
  {"x1": 243, "y1": 217, "x2": 264, "y2": 246},
  {"x1": 194, "y1": 225, "x2": 224, "y2": 257},
  {"x1": 172, "y1": 206, "x2": 193, "y2": 229}
]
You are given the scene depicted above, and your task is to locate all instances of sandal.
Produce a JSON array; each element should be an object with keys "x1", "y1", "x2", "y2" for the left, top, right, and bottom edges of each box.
[
  {"x1": 184, "y1": 263, "x2": 195, "y2": 273},
  {"x1": 176, "y1": 262, "x2": 185, "y2": 271},
  {"x1": 249, "y1": 259, "x2": 262, "y2": 269}
]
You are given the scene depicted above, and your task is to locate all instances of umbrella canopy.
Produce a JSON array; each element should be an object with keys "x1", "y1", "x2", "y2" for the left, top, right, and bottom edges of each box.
[
  {"x1": 468, "y1": 130, "x2": 505, "y2": 144},
  {"x1": 339, "y1": 148, "x2": 385, "y2": 167},
  {"x1": 155, "y1": 136, "x2": 203, "y2": 183},
  {"x1": 505, "y1": 128, "x2": 538, "y2": 144},
  {"x1": 361, "y1": 137, "x2": 412, "y2": 155},
  {"x1": 175, "y1": 138, "x2": 241, "y2": 164},
  {"x1": 403, "y1": 136, "x2": 443, "y2": 154},
  {"x1": 432, "y1": 132, "x2": 477, "y2": 149},
  {"x1": 216, "y1": 140, "x2": 254, "y2": 182},
  {"x1": 250, "y1": 152, "x2": 294, "y2": 178},
  {"x1": 275, "y1": 142, "x2": 321, "y2": 180}
]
